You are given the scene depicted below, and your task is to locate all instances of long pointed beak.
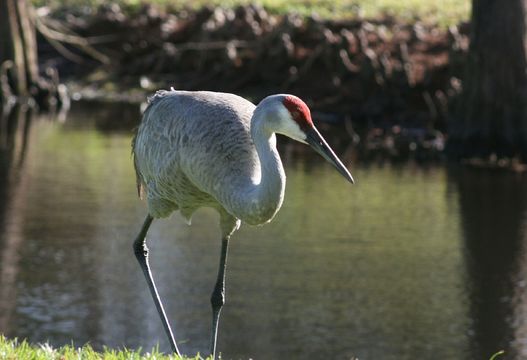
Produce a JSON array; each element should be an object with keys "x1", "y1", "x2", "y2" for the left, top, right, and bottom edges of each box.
[{"x1": 305, "y1": 127, "x2": 354, "y2": 184}]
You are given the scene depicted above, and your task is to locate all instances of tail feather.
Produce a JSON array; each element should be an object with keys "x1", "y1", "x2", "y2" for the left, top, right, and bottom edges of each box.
[
  {"x1": 132, "y1": 88, "x2": 176, "y2": 199},
  {"x1": 131, "y1": 130, "x2": 145, "y2": 199}
]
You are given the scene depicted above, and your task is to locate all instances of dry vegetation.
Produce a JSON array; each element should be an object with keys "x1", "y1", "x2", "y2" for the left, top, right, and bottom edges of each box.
[{"x1": 33, "y1": 2, "x2": 471, "y2": 160}]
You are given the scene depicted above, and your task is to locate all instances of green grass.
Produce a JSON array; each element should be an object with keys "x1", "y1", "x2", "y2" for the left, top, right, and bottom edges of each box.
[
  {"x1": 489, "y1": 350, "x2": 505, "y2": 360},
  {"x1": 0, "y1": 335, "x2": 508, "y2": 360},
  {"x1": 0, "y1": 336, "x2": 209, "y2": 360},
  {"x1": 33, "y1": 0, "x2": 470, "y2": 27}
]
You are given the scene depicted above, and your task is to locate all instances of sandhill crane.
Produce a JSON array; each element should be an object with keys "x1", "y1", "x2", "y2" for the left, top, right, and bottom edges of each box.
[{"x1": 131, "y1": 90, "x2": 354, "y2": 359}]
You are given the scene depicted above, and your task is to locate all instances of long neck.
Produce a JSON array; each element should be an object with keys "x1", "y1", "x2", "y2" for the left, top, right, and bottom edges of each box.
[{"x1": 234, "y1": 110, "x2": 286, "y2": 225}]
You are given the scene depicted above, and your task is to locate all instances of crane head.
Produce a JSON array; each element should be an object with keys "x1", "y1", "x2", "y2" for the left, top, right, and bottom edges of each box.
[{"x1": 278, "y1": 95, "x2": 355, "y2": 184}]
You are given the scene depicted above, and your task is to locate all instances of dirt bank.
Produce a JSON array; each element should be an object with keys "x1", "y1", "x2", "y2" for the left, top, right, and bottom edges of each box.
[{"x1": 37, "y1": 3, "x2": 470, "y2": 160}]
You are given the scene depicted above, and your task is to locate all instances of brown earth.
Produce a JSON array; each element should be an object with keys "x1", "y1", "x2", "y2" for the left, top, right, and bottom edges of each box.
[{"x1": 37, "y1": 3, "x2": 471, "y2": 161}]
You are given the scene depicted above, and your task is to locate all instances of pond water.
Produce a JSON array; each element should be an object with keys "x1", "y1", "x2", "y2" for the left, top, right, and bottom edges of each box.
[{"x1": 1, "y1": 101, "x2": 527, "y2": 360}]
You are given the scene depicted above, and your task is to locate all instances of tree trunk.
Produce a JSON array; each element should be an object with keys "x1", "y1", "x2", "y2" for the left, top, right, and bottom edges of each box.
[
  {"x1": 0, "y1": 0, "x2": 41, "y2": 99},
  {"x1": 448, "y1": 0, "x2": 527, "y2": 160}
]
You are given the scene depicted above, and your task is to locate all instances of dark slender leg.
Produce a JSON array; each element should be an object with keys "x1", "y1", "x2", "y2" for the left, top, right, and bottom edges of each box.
[
  {"x1": 210, "y1": 236, "x2": 230, "y2": 359},
  {"x1": 133, "y1": 215, "x2": 181, "y2": 355}
]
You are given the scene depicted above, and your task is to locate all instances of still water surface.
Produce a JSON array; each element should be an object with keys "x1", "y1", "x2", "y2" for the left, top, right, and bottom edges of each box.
[{"x1": 1, "y1": 102, "x2": 527, "y2": 359}]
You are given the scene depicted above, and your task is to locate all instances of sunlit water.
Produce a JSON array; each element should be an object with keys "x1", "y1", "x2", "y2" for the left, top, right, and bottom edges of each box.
[{"x1": 1, "y1": 102, "x2": 527, "y2": 359}]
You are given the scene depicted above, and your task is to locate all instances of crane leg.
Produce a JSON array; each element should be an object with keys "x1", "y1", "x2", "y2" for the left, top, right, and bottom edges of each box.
[
  {"x1": 210, "y1": 236, "x2": 230, "y2": 359},
  {"x1": 133, "y1": 215, "x2": 181, "y2": 356}
]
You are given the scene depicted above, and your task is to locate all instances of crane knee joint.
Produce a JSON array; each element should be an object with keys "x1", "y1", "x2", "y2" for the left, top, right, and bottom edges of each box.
[
  {"x1": 133, "y1": 240, "x2": 149, "y2": 261},
  {"x1": 210, "y1": 288, "x2": 225, "y2": 309}
]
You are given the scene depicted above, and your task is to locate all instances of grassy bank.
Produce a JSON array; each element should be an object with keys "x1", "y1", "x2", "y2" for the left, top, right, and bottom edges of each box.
[
  {"x1": 0, "y1": 336, "x2": 507, "y2": 360},
  {"x1": 33, "y1": 0, "x2": 470, "y2": 26},
  {"x1": 0, "y1": 336, "x2": 209, "y2": 360}
]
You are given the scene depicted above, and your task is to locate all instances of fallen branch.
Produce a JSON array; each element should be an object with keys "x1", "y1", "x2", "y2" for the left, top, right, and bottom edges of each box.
[
  {"x1": 33, "y1": 12, "x2": 110, "y2": 64},
  {"x1": 0, "y1": 61, "x2": 14, "y2": 101}
]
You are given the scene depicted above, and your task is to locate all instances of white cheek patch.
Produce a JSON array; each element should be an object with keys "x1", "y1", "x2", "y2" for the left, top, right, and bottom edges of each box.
[{"x1": 276, "y1": 106, "x2": 308, "y2": 143}]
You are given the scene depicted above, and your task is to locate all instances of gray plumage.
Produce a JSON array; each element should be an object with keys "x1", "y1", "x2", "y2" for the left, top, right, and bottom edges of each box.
[
  {"x1": 131, "y1": 89, "x2": 353, "y2": 358},
  {"x1": 133, "y1": 90, "x2": 291, "y2": 237}
]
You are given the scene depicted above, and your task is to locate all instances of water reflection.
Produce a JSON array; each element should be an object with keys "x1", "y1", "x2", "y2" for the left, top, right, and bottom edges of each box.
[
  {"x1": 0, "y1": 102, "x2": 526, "y2": 359},
  {"x1": 0, "y1": 105, "x2": 33, "y2": 335},
  {"x1": 451, "y1": 168, "x2": 527, "y2": 359}
]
